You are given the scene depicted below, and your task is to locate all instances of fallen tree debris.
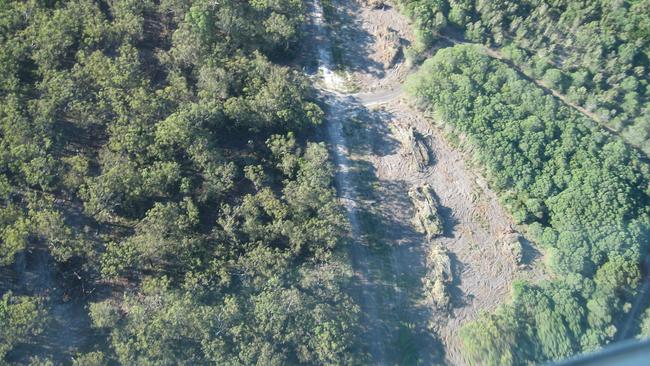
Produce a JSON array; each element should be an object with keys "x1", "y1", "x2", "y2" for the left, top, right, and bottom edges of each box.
[
  {"x1": 501, "y1": 228, "x2": 524, "y2": 266},
  {"x1": 409, "y1": 184, "x2": 443, "y2": 239},
  {"x1": 395, "y1": 125, "x2": 432, "y2": 171},
  {"x1": 423, "y1": 244, "x2": 453, "y2": 308}
]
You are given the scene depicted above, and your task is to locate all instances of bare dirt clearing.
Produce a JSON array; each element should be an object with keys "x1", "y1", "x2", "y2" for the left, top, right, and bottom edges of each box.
[
  {"x1": 336, "y1": 0, "x2": 415, "y2": 92},
  {"x1": 344, "y1": 93, "x2": 547, "y2": 364},
  {"x1": 371, "y1": 99, "x2": 546, "y2": 364},
  {"x1": 316, "y1": 1, "x2": 546, "y2": 364}
]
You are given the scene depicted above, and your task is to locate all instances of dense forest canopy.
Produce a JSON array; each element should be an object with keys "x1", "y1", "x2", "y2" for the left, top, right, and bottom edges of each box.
[
  {"x1": 400, "y1": 0, "x2": 650, "y2": 154},
  {"x1": 403, "y1": 1, "x2": 650, "y2": 364},
  {"x1": 0, "y1": 0, "x2": 364, "y2": 364}
]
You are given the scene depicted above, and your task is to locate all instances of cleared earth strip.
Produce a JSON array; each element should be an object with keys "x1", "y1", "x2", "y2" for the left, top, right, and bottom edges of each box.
[{"x1": 310, "y1": 0, "x2": 387, "y2": 363}]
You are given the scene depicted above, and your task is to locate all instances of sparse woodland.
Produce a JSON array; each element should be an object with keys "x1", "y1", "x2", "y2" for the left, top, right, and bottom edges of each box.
[{"x1": 0, "y1": 1, "x2": 364, "y2": 364}]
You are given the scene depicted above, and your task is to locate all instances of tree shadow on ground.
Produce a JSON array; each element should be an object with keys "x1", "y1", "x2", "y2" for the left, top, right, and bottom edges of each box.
[
  {"x1": 5, "y1": 248, "x2": 101, "y2": 365},
  {"x1": 446, "y1": 251, "x2": 472, "y2": 309},
  {"x1": 354, "y1": 174, "x2": 445, "y2": 364},
  {"x1": 335, "y1": 0, "x2": 386, "y2": 77},
  {"x1": 426, "y1": 188, "x2": 459, "y2": 238},
  {"x1": 519, "y1": 236, "x2": 542, "y2": 266},
  {"x1": 339, "y1": 97, "x2": 401, "y2": 157},
  {"x1": 345, "y1": 158, "x2": 379, "y2": 202}
]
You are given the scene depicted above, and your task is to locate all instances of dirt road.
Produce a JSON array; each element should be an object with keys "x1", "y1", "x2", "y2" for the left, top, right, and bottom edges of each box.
[
  {"x1": 353, "y1": 85, "x2": 404, "y2": 107},
  {"x1": 311, "y1": 0, "x2": 387, "y2": 362}
]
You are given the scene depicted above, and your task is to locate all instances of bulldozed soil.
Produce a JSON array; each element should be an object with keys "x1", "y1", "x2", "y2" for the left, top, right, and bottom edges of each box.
[
  {"x1": 315, "y1": 0, "x2": 547, "y2": 364},
  {"x1": 335, "y1": 0, "x2": 415, "y2": 92}
]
